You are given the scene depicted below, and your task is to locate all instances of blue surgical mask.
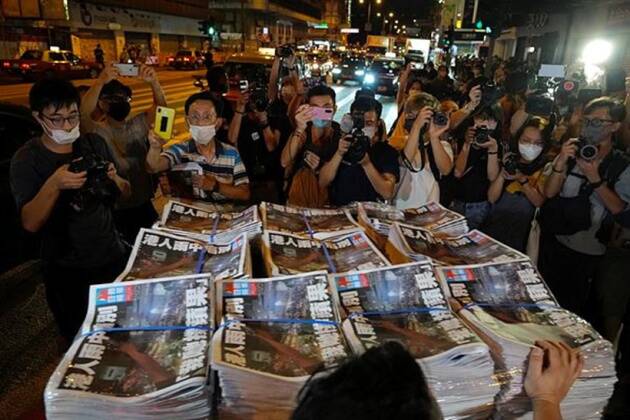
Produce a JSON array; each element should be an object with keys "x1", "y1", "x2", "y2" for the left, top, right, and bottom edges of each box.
[{"x1": 313, "y1": 119, "x2": 331, "y2": 129}]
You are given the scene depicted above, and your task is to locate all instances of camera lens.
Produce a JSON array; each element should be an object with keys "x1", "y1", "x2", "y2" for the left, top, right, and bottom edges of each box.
[{"x1": 579, "y1": 144, "x2": 598, "y2": 161}]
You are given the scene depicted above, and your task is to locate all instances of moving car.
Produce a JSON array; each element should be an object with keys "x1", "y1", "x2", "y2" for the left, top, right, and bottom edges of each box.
[
  {"x1": 0, "y1": 50, "x2": 101, "y2": 81},
  {"x1": 332, "y1": 55, "x2": 368, "y2": 84},
  {"x1": 304, "y1": 52, "x2": 333, "y2": 78},
  {"x1": 167, "y1": 50, "x2": 205, "y2": 70},
  {"x1": 362, "y1": 57, "x2": 404, "y2": 96}
]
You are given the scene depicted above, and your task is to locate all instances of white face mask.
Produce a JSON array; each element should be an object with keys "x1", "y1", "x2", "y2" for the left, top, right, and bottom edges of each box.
[
  {"x1": 518, "y1": 143, "x2": 543, "y2": 161},
  {"x1": 190, "y1": 124, "x2": 216, "y2": 145},
  {"x1": 46, "y1": 123, "x2": 80, "y2": 145},
  {"x1": 363, "y1": 126, "x2": 377, "y2": 139}
]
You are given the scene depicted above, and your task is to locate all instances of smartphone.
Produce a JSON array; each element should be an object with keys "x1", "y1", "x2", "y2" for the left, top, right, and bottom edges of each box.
[
  {"x1": 311, "y1": 106, "x2": 334, "y2": 121},
  {"x1": 239, "y1": 80, "x2": 249, "y2": 92},
  {"x1": 114, "y1": 63, "x2": 139, "y2": 77},
  {"x1": 154, "y1": 106, "x2": 175, "y2": 140},
  {"x1": 577, "y1": 88, "x2": 602, "y2": 105}
]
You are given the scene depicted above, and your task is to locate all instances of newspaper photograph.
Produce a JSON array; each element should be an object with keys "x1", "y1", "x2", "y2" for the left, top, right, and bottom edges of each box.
[
  {"x1": 402, "y1": 201, "x2": 467, "y2": 232},
  {"x1": 164, "y1": 162, "x2": 205, "y2": 200},
  {"x1": 117, "y1": 229, "x2": 247, "y2": 282}
]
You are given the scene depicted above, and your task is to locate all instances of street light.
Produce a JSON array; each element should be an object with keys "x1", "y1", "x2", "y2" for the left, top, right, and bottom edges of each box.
[
  {"x1": 384, "y1": 19, "x2": 389, "y2": 23},
  {"x1": 377, "y1": 12, "x2": 381, "y2": 17},
  {"x1": 395, "y1": 20, "x2": 399, "y2": 24},
  {"x1": 389, "y1": 12, "x2": 394, "y2": 17},
  {"x1": 402, "y1": 25, "x2": 406, "y2": 29}
]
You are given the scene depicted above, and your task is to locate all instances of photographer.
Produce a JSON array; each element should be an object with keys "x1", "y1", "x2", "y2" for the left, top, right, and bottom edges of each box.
[
  {"x1": 146, "y1": 91, "x2": 250, "y2": 203},
  {"x1": 452, "y1": 108, "x2": 502, "y2": 229},
  {"x1": 388, "y1": 93, "x2": 453, "y2": 209},
  {"x1": 10, "y1": 79, "x2": 130, "y2": 342},
  {"x1": 318, "y1": 97, "x2": 399, "y2": 206},
  {"x1": 484, "y1": 118, "x2": 549, "y2": 251},
  {"x1": 540, "y1": 97, "x2": 630, "y2": 318},
  {"x1": 281, "y1": 85, "x2": 340, "y2": 207},
  {"x1": 206, "y1": 66, "x2": 234, "y2": 142},
  {"x1": 80, "y1": 63, "x2": 167, "y2": 242}
]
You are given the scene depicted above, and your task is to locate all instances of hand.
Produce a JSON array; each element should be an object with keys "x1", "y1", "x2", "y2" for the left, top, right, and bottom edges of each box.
[
  {"x1": 359, "y1": 152, "x2": 371, "y2": 167},
  {"x1": 148, "y1": 126, "x2": 166, "y2": 149},
  {"x1": 414, "y1": 106, "x2": 434, "y2": 130},
  {"x1": 295, "y1": 104, "x2": 312, "y2": 131},
  {"x1": 52, "y1": 164, "x2": 87, "y2": 190},
  {"x1": 400, "y1": 63, "x2": 412, "y2": 86},
  {"x1": 304, "y1": 151, "x2": 320, "y2": 170},
  {"x1": 429, "y1": 116, "x2": 450, "y2": 140},
  {"x1": 524, "y1": 341, "x2": 583, "y2": 406},
  {"x1": 98, "y1": 63, "x2": 119, "y2": 84},
  {"x1": 255, "y1": 110, "x2": 268, "y2": 126},
  {"x1": 236, "y1": 91, "x2": 250, "y2": 112},
  {"x1": 336, "y1": 136, "x2": 352, "y2": 157},
  {"x1": 478, "y1": 135, "x2": 498, "y2": 153},
  {"x1": 139, "y1": 64, "x2": 157, "y2": 84},
  {"x1": 464, "y1": 126, "x2": 476, "y2": 145},
  {"x1": 502, "y1": 169, "x2": 517, "y2": 181},
  {"x1": 576, "y1": 157, "x2": 602, "y2": 183},
  {"x1": 106, "y1": 162, "x2": 117, "y2": 180},
  {"x1": 192, "y1": 173, "x2": 217, "y2": 192},
  {"x1": 158, "y1": 175, "x2": 171, "y2": 195},
  {"x1": 552, "y1": 122, "x2": 568, "y2": 142},
  {"x1": 557, "y1": 138, "x2": 579, "y2": 166},
  {"x1": 469, "y1": 85, "x2": 482, "y2": 106},
  {"x1": 284, "y1": 55, "x2": 296, "y2": 69}
]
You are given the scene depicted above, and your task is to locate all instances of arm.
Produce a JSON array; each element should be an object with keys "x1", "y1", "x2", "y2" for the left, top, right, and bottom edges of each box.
[
  {"x1": 487, "y1": 171, "x2": 506, "y2": 203},
  {"x1": 281, "y1": 105, "x2": 311, "y2": 168},
  {"x1": 20, "y1": 165, "x2": 87, "y2": 233},
  {"x1": 454, "y1": 127, "x2": 475, "y2": 178},
  {"x1": 106, "y1": 163, "x2": 131, "y2": 198},
  {"x1": 578, "y1": 158, "x2": 628, "y2": 215},
  {"x1": 145, "y1": 130, "x2": 170, "y2": 173},
  {"x1": 485, "y1": 137, "x2": 500, "y2": 181},
  {"x1": 520, "y1": 179, "x2": 546, "y2": 208},
  {"x1": 402, "y1": 107, "x2": 433, "y2": 167},
  {"x1": 227, "y1": 93, "x2": 248, "y2": 146},
  {"x1": 217, "y1": 181, "x2": 251, "y2": 202},
  {"x1": 427, "y1": 119, "x2": 454, "y2": 175},
  {"x1": 268, "y1": 57, "x2": 281, "y2": 101},
  {"x1": 362, "y1": 158, "x2": 397, "y2": 200},
  {"x1": 257, "y1": 110, "x2": 281, "y2": 152},
  {"x1": 396, "y1": 64, "x2": 411, "y2": 112},
  {"x1": 139, "y1": 65, "x2": 167, "y2": 119},
  {"x1": 319, "y1": 137, "x2": 350, "y2": 188},
  {"x1": 450, "y1": 85, "x2": 481, "y2": 130},
  {"x1": 544, "y1": 139, "x2": 578, "y2": 198}
]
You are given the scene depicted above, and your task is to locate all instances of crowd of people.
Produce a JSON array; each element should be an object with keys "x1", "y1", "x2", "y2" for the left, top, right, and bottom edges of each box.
[{"x1": 8, "y1": 48, "x2": 630, "y2": 418}]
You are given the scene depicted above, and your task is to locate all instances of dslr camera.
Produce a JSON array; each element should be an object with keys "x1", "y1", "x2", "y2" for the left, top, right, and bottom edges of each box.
[
  {"x1": 276, "y1": 45, "x2": 293, "y2": 58},
  {"x1": 473, "y1": 127, "x2": 491, "y2": 146},
  {"x1": 249, "y1": 86, "x2": 269, "y2": 112},
  {"x1": 68, "y1": 154, "x2": 119, "y2": 212},
  {"x1": 576, "y1": 137, "x2": 598, "y2": 161},
  {"x1": 344, "y1": 116, "x2": 371, "y2": 165},
  {"x1": 503, "y1": 154, "x2": 519, "y2": 176},
  {"x1": 433, "y1": 111, "x2": 448, "y2": 127},
  {"x1": 481, "y1": 81, "x2": 502, "y2": 107}
]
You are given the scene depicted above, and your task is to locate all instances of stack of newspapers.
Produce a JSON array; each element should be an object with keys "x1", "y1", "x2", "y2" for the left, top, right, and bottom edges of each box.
[
  {"x1": 155, "y1": 200, "x2": 262, "y2": 242},
  {"x1": 212, "y1": 272, "x2": 352, "y2": 416},
  {"x1": 262, "y1": 230, "x2": 390, "y2": 275},
  {"x1": 438, "y1": 260, "x2": 616, "y2": 419},
  {"x1": 331, "y1": 262, "x2": 497, "y2": 418},
  {"x1": 117, "y1": 228, "x2": 250, "y2": 281},
  {"x1": 386, "y1": 223, "x2": 528, "y2": 266},
  {"x1": 45, "y1": 275, "x2": 213, "y2": 419}
]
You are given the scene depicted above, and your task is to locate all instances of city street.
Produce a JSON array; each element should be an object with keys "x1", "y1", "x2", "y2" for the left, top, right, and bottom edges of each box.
[{"x1": 0, "y1": 71, "x2": 400, "y2": 143}]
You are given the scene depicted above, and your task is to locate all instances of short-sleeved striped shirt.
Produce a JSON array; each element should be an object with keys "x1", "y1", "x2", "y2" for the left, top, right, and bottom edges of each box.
[{"x1": 162, "y1": 139, "x2": 249, "y2": 201}]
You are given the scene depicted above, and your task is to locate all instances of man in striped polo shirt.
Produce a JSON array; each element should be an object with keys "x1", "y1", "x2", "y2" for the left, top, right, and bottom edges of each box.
[{"x1": 146, "y1": 91, "x2": 250, "y2": 203}]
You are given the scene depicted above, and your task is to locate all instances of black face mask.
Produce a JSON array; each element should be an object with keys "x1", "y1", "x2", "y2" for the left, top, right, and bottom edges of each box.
[{"x1": 107, "y1": 100, "x2": 131, "y2": 121}]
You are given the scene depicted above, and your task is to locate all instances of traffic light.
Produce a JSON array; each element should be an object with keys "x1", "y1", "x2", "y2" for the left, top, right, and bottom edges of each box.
[
  {"x1": 198, "y1": 20, "x2": 216, "y2": 37},
  {"x1": 475, "y1": 20, "x2": 483, "y2": 30}
]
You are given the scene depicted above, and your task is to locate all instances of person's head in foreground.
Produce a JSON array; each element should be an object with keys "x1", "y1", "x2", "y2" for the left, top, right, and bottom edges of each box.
[{"x1": 292, "y1": 340, "x2": 583, "y2": 420}]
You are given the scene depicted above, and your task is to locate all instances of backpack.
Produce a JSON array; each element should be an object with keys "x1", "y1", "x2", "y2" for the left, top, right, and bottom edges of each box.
[{"x1": 539, "y1": 150, "x2": 629, "y2": 236}]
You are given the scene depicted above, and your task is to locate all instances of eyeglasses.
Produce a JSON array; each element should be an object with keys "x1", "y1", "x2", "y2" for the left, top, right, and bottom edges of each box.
[
  {"x1": 101, "y1": 95, "x2": 131, "y2": 103},
  {"x1": 188, "y1": 113, "x2": 218, "y2": 125},
  {"x1": 41, "y1": 113, "x2": 80, "y2": 129},
  {"x1": 581, "y1": 117, "x2": 615, "y2": 127}
]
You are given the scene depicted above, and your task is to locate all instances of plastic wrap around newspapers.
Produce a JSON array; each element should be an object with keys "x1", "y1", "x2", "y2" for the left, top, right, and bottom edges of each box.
[
  {"x1": 438, "y1": 260, "x2": 615, "y2": 419},
  {"x1": 156, "y1": 200, "x2": 262, "y2": 242},
  {"x1": 117, "y1": 228, "x2": 250, "y2": 282},
  {"x1": 262, "y1": 229, "x2": 390, "y2": 275},
  {"x1": 45, "y1": 274, "x2": 213, "y2": 420},
  {"x1": 330, "y1": 262, "x2": 497, "y2": 418},
  {"x1": 212, "y1": 272, "x2": 352, "y2": 417}
]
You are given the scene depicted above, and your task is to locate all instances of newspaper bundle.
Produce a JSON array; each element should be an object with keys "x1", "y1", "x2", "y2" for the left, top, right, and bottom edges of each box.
[
  {"x1": 438, "y1": 260, "x2": 616, "y2": 418},
  {"x1": 262, "y1": 230, "x2": 390, "y2": 276},
  {"x1": 165, "y1": 162, "x2": 206, "y2": 200},
  {"x1": 45, "y1": 274, "x2": 213, "y2": 419},
  {"x1": 212, "y1": 272, "x2": 352, "y2": 415},
  {"x1": 155, "y1": 200, "x2": 262, "y2": 242},
  {"x1": 386, "y1": 222, "x2": 528, "y2": 266},
  {"x1": 117, "y1": 228, "x2": 249, "y2": 282},
  {"x1": 331, "y1": 262, "x2": 497, "y2": 417},
  {"x1": 260, "y1": 202, "x2": 359, "y2": 239}
]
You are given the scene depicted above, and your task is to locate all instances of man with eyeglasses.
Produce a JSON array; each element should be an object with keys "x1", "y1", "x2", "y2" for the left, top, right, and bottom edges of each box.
[
  {"x1": 145, "y1": 91, "x2": 250, "y2": 203},
  {"x1": 540, "y1": 97, "x2": 630, "y2": 319},
  {"x1": 80, "y1": 63, "x2": 167, "y2": 242},
  {"x1": 10, "y1": 78, "x2": 130, "y2": 344}
]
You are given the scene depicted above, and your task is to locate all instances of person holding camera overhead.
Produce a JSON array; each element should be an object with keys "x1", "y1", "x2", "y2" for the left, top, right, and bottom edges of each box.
[
  {"x1": 539, "y1": 97, "x2": 630, "y2": 318},
  {"x1": 451, "y1": 107, "x2": 502, "y2": 229},
  {"x1": 388, "y1": 93, "x2": 453, "y2": 209},
  {"x1": 10, "y1": 78, "x2": 130, "y2": 343},
  {"x1": 483, "y1": 118, "x2": 549, "y2": 251},
  {"x1": 318, "y1": 97, "x2": 399, "y2": 207}
]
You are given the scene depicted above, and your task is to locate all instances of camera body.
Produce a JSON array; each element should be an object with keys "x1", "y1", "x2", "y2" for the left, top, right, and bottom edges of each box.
[
  {"x1": 277, "y1": 45, "x2": 293, "y2": 58},
  {"x1": 249, "y1": 87, "x2": 269, "y2": 112},
  {"x1": 504, "y1": 154, "x2": 519, "y2": 176},
  {"x1": 473, "y1": 127, "x2": 491, "y2": 145},
  {"x1": 577, "y1": 137, "x2": 598, "y2": 161},
  {"x1": 481, "y1": 81, "x2": 502, "y2": 106},
  {"x1": 344, "y1": 117, "x2": 370, "y2": 165},
  {"x1": 433, "y1": 111, "x2": 448, "y2": 126},
  {"x1": 68, "y1": 154, "x2": 118, "y2": 212},
  {"x1": 525, "y1": 95, "x2": 554, "y2": 117}
]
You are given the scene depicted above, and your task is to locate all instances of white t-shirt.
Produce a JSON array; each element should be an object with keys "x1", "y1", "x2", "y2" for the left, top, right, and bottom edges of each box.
[{"x1": 394, "y1": 140, "x2": 453, "y2": 210}]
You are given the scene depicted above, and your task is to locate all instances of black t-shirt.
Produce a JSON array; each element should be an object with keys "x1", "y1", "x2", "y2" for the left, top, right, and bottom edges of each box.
[
  {"x1": 10, "y1": 134, "x2": 125, "y2": 268},
  {"x1": 268, "y1": 99, "x2": 292, "y2": 149},
  {"x1": 237, "y1": 116, "x2": 281, "y2": 182},
  {"x1": 323, "y1": 140, "x2": 401, "y2": 206}
]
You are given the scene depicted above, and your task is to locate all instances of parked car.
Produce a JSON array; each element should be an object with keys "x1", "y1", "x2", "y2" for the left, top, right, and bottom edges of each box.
[
  {"x1": 362, "y1": 57, "x2": 405, "y2": 96},
  {"x1": 0, "y1": 50, "x2": 101, "y2": 81},
  {"x1": 332, "y1": 55, "x2": 368, "y2": 84},
  {"x1": 167, "y1": 50, "x2": 205, "y2": 70},
  {"x1": 0, "y1": 102, "x2": 42, "y2": 272}
]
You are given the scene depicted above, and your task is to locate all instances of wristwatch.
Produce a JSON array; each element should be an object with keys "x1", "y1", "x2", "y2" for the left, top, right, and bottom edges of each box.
[{"x1": 589, "y1": 179, "x2": 605, "y2": 189}]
